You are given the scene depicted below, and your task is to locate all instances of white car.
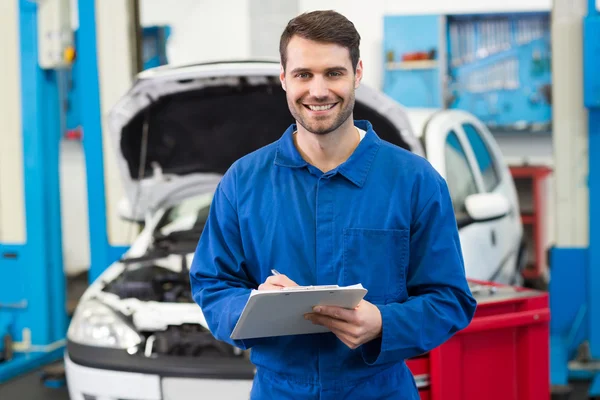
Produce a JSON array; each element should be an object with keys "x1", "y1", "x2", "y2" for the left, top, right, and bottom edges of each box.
[{"x1": 65, "y1": 61, "x2": 525, "y2": 400}]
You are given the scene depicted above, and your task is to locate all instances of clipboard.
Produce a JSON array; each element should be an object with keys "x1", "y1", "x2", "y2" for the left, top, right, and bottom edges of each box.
[{"x1": 230, "y1": 284, "x2": 367, "y2": 340}]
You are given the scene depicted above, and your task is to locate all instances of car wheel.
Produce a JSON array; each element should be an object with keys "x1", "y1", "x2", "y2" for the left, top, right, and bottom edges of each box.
[
  {"x1": 512, "y1": 238, "x2": 528, "y2": 286},
  {"x1": 550, "y1": 385, "x2": 572, "y2": 400},
  {"x1": 523, "y1": 276, "x2": 549, "y2": 291}
]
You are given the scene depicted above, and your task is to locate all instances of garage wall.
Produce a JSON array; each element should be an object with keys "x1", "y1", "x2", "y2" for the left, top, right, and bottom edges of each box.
[
  {"x1": 140, "y1": 0, "x2": 251, "y2": 65},
  {"x1": 96, "y1": 0, "x2": 137, "y2": 248},
  {"x1": 249, "y1": 0, "x2": 298, "y2": 58}
]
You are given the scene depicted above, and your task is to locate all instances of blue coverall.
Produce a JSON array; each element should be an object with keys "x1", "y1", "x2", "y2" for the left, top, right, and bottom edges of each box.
[{"x1": 190, "y1": 120, "x2": 477, "y2": 399}]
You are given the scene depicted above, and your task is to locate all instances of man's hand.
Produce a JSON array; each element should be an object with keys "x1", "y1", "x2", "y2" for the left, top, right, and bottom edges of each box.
[
  {"x1": 258, "y1": 274, "x2": 299, "y2": 290},
  {"x1": 304, "y1": 300, "x2": 382, "y2": 349}
]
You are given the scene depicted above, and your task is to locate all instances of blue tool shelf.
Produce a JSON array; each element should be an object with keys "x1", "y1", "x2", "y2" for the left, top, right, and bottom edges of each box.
[
  {"x1": 383, "y1": 15, "x2": 443, "y2": 109},
  {"x1": 383, "y1": 12, "x2": 552, "y2": 133}
]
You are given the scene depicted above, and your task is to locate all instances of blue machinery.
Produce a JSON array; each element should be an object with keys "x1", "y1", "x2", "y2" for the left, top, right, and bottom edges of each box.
[
  {"x1": 0, "y1": 0, "x2": 62, "y2": 382},
  {"x1": 0, "y1": 0, "x2": 120, "y2": 382},
  {"x1": 550, "y1": 0, "x2": 600, "y2": 396},
  {"x1": 0, "y1": 0, "x2": 67, "y2": 382},
  {"x1": 0, "y1": 0, "x2": 170, "y2": 383}
]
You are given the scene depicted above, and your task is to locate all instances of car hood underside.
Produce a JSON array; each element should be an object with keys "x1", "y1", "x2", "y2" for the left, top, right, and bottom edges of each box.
[{"x1": 108, "y1": 62, "x2": 420, "y2": 216}]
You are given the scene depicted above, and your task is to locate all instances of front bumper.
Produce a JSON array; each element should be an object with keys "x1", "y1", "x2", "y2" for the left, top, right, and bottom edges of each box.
[{"x1": 65, "y1": 340, "x2": 255, "y2": 400}]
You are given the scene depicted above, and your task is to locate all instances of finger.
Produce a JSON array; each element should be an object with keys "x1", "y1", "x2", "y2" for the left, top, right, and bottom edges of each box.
[
  {"x1": 265, "y1": 274, "x2": 298, "y2": 287},
  {"x1": 306, "y1": 314, "x2": 361, "y2": 338},
  {"x1": 257, "y1": 283, "x2": 284, "y2": 291},
  {"x1": 329, "y1": 327, "x2": 362, "y2": 350},
  {"x1": 304, "y1": 315, "x2": 363, "y2": 349},
  {"x1": 312, "y1": 305, "x2": 356, "y2": 323}
]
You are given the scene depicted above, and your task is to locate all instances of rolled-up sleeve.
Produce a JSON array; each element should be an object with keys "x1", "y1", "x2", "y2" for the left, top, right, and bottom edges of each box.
[
  {"x1": 361, "y1": 173, "x2": 477, "y2": 365},
  {"x1": 189, "y1": 173, "x2": 260, "y2": 350}
]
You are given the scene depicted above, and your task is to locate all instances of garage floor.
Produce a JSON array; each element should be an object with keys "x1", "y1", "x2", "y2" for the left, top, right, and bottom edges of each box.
[
  {"x1": 0, "y1": 362, "x2": 69, "y2": 400},
  {"x1": 0, "y1": 363, "x2": 593, "y2": 400}
]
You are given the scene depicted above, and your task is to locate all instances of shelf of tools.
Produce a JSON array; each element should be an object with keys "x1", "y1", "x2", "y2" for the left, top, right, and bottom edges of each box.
[{"x1": 383, "y1": 12, "x2": 552, "y2": 129}]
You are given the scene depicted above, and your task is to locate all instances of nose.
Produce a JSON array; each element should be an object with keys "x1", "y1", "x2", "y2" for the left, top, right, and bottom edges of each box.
[{"x1": 308, "y1": 76, "x2": 329, "y2": 100}]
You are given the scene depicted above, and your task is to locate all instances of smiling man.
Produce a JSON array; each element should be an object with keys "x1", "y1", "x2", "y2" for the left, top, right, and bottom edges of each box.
[{"x1": 190, "y1": 10, "x2": 476, "y2": 400}]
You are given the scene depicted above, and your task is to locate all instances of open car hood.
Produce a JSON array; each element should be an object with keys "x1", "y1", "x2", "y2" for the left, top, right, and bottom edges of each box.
[{"x1": 107, "y1": 60, "x2": 423, "y2": 218}]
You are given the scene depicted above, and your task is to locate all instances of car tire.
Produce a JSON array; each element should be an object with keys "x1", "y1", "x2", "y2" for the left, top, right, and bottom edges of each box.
[
  {"x1": 523, "y1": 276, "x2": 549, "y2": 291},
  {"x1": 515, "y1": 237, "x2": 548, "y2": 290},
  {"x1": 550, "y1": 385, "x2": 572, "y2": 400},
  {"x1": 512, "y1": 238, "x2": 528, "y2": 286}
]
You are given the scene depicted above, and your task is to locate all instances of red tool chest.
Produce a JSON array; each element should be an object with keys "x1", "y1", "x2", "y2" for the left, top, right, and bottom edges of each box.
[{"x1": 406, "y1": 280, "x2": 550, "y2": 400}]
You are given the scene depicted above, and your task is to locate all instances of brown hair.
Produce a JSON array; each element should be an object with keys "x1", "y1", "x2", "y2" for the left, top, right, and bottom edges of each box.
[{"x1": 279, "y1": 10, "x2": 361, "y2": 72}]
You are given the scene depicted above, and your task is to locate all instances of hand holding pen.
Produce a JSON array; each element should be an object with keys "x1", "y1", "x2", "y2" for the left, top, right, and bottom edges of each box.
[{"x1": 258, "y1": 269, "x2": 299, "y2": 291}]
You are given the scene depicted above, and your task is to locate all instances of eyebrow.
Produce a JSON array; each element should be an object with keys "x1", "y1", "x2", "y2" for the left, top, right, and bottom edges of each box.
[{"x1": 289, "y1": 66, "x2": 349, "y2": 75}]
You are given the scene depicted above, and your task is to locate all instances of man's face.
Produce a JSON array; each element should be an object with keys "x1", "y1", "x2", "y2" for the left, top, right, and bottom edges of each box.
[{"x1": 280, "y1": 36, "x2": 363, "y2": 135}]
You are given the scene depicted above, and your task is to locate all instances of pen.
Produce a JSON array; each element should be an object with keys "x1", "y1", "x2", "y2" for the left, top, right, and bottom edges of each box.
[{"x1": 271, "y1": 269, "x2": 281, "y2": 276}]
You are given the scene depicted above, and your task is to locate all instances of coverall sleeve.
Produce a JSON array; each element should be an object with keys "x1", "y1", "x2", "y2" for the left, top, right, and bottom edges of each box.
[
  {"x1": 361, "y1": 173, "x2": 477, "y2": 365},
  {"x1": 189, "y1": 176, "x2": 261, "y2": 350}
]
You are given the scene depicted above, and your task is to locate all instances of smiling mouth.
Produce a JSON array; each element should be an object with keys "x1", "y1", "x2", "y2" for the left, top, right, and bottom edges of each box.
[{"x1": 304, "y1": 103, "x2": 337, "y2": 112}]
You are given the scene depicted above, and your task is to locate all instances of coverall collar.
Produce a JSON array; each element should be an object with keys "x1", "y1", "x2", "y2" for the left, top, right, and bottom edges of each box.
[{"x1": 274, "y1": 120, "x2": 381, "y2": 188}]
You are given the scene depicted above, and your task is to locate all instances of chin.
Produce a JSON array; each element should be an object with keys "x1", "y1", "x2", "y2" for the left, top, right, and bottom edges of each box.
[{"x1": 301, "y1": 122, "x2": 338, "y2": 136}]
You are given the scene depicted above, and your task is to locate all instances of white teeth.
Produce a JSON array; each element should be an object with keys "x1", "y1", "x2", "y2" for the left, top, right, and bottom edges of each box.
[{"x1": 308, "y1": 104, "x2": 335, "y2": 111}]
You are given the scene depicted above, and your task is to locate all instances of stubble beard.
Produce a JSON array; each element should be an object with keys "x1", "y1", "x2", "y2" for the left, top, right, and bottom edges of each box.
[{"x1": 288, "y1": 91, "x2": 355, "y2": 136}]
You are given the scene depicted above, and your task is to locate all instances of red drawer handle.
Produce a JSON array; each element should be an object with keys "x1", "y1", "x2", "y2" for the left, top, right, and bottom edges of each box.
[{"x1": 460, "y1": 309, "x2": 550, "y2": 334}]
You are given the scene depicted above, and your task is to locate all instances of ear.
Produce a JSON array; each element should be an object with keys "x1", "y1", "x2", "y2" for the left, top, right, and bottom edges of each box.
[
  {"x1": 354, "y1": 59, "x2": 363, "y2": 89},
  {"x1": 280, "y1": 64, "x2": 286, "y2": 92}
]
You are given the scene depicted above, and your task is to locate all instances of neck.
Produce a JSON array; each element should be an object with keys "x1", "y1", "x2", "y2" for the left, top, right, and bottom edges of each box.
[{"x1": 294, "y1": 117, "x2": 359, "y2": 173}]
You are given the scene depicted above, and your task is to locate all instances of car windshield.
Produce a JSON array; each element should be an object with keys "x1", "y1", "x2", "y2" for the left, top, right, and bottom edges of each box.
[{"x1": 155, "y1": 193, "x2": 213, "y2": 240}]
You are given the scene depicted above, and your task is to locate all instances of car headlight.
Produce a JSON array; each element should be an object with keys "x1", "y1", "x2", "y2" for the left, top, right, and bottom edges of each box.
[{"x1": 68, "y1": 299, "x2": 142, "y2": 349}]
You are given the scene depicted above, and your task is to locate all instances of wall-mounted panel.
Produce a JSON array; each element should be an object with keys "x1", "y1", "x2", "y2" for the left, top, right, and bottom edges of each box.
[{"x1": 446, "y1": 12, "x2": 551, "y2": 131}]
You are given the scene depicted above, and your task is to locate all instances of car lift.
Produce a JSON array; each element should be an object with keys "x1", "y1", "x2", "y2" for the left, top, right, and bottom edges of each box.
[
  {"x1": 0, "y1": 0, "x2": 136, "y2": 382},
  {"x1": 550, "y1": 0, "x2": 600, "y2": 397},
  {"x1": 0, "y1": 0, "x2": 69, "y2": 382}
]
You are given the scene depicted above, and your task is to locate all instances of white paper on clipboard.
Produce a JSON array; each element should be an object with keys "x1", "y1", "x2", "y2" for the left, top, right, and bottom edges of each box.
[{"x1": 230, "y1": 284, "x2": 367, "y2": 340}]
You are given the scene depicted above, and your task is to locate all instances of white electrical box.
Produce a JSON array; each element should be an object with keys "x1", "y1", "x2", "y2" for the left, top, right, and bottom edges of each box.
[{"x1": 37, "y1": 0, "x2": 73, "y2": 69}]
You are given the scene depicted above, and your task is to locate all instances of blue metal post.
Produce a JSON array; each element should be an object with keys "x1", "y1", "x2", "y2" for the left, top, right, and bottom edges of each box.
[
  {"x1": 77, "y1": 0, "x2": 112, "y2": 283},
  {"x1": 584, "y1": 0, "x2": 600, "y2": 394},
  {"x1": 0, "y1": 0, "x2": 67, "y2": 383}
]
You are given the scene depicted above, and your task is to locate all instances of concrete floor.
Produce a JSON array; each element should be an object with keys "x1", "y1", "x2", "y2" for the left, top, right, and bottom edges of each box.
[
  {"x1": 0, "y1": 362, "x2": 69, "y2": 400},
  {"x1": 0, "y1": 364, "x2": 594, "y2": 400}
]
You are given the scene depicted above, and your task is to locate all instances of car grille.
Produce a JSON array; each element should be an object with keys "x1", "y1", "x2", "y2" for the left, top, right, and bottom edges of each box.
[{"x1": 142, "y1": 324, "x2": 242, "y2": 358}]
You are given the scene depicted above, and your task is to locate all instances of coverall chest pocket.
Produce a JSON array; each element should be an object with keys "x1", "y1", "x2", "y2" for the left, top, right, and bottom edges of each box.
[{"x1": 342, "y1": 228, "x2": 409, "y2": 303}]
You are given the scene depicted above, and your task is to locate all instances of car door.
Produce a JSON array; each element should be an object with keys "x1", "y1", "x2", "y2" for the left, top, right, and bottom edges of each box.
[
  {"x1": 456, "y1": 117, "x2": 523, "y2": 284},
  {"x1": 422, "y1": 112, "x2": 500, "y2": 281}
]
